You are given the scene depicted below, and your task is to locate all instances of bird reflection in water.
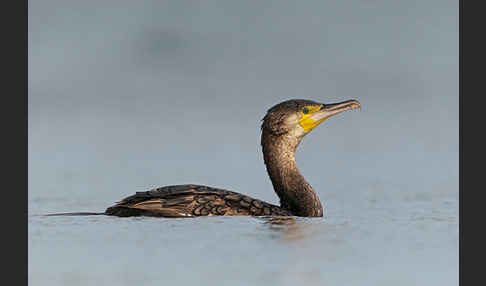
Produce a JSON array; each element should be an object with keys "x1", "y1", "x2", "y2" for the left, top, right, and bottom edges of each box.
[{"x1": 258, "y1": 216, "x2": 320, "y2": 242}]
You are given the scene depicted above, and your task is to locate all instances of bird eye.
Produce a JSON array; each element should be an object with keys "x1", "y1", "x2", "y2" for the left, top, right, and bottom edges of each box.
[{"x1": 302, "y1": 107, "x2": 309, "y2": 114}]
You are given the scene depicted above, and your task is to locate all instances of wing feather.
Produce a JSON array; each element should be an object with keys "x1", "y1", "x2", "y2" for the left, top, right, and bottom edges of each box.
[{"x1": 105, "y1": 184, "x2": 291, "y2": 217}]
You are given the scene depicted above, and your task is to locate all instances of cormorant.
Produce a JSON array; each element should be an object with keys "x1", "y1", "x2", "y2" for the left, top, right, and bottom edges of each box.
[{"x1": 104, "y1": 99, "x2": 361, "y2": 218}]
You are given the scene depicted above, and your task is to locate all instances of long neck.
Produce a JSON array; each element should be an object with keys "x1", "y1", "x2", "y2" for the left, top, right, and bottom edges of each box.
[{"x1": 261, "y1": 131, "x2": 323, "y2": 217}]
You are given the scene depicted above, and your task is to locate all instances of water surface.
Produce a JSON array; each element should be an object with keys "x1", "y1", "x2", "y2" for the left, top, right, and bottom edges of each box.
[{"x1": 29, "y1": 189, "x2": 457, "y2": 286}]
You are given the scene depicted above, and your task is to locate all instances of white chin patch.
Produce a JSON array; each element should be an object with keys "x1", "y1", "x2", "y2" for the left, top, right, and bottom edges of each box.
[
  {"x1": 284, "y1": 113, "x2": 307, "y2": 138},
  {"x1": 288, "y1": 123, "x2": 307, "y2": 138}
]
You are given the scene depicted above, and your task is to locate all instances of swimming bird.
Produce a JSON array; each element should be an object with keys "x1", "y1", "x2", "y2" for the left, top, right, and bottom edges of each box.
[{"x1": 103, "y1": 99, "x2": 360, "y2": 218}]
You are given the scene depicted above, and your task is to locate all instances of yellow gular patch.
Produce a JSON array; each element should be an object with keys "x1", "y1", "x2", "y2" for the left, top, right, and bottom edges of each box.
[{"x1": 298, "y1": 105, "x2": 325, "y2": 132}]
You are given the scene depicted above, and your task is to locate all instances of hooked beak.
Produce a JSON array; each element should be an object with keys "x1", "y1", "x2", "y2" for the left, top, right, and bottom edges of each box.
[
  {"x1": 301, "y1": 99, "x2": 361, "y2": 132},
  {"x1": 314, "y1": 99, "x2": 361, "y2": 120}
]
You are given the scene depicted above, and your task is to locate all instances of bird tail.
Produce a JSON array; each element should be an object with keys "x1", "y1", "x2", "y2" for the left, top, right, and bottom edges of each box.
[{"x1": 44, "y1": 212, "x2": 105, "y2": 216}]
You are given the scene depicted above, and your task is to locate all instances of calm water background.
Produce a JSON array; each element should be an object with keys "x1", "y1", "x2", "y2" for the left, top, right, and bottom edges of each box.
[{"x1": 29, "y1": 1, "x2": 458, "y2": 285}]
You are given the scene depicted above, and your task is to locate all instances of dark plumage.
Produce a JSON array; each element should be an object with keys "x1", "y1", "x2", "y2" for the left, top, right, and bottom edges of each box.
[
  {"x1": 102, "y1": 98, "x2": 360, "y2": 218},
  {"x1": 105, "y1": 185, "x2": 291, "y2": 217}
]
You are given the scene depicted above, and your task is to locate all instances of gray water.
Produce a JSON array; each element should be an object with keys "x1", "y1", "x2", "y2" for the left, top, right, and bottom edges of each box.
[
  {"x1": 29, "y1": 194, "x2": 457, "y2": 285},
  {"x1": 29, "y1": 1, "x2": 458, "y2": 285}
]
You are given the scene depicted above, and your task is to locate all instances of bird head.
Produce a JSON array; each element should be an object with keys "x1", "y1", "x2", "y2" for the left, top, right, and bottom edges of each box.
[{"x1": 261, "y1": 99, "x2": 361, "y2": 138}]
